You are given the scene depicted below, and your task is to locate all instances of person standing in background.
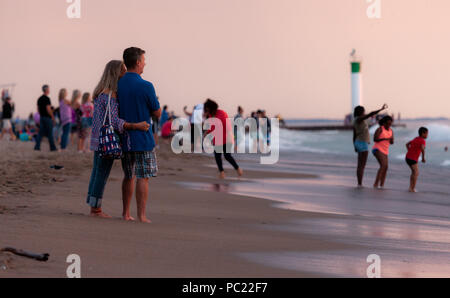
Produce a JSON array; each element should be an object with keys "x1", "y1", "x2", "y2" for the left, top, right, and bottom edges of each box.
[
  {"x1": 52, "y1": 106, "x2": 61, "y2": 145},
  {"x1": 59, "y1": 88, "x2": 72, "y2": 151},
  {"x1": 160, "y1": 105, "x2": 169, "y2": 129},
  {"x1": 233, "y1": 106, "x2": 244, "y2": 146},
  {"x1": 34, "y1": 85, "x2": 57, "y2": 151},
  {"x1": 184, "y1": 103, "x2": 204, "y2": 150},
  {"x1": 260, "y1": 110, "x2": 271, "y2": 146},
  {"x1": 70, "y1": 90, "x2": 82, "y2": 146},
  {"x1": 0, "y1": 97, "x2": 16, "y2": 141},
  {"x1": 79, "y1": 92, "x2": 94, "y2": 152}
]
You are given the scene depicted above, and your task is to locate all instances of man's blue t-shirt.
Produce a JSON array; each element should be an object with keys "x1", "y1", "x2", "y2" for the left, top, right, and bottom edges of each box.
[{"x1": 118, "y1": 72, "x2": 160, "y2": 152}]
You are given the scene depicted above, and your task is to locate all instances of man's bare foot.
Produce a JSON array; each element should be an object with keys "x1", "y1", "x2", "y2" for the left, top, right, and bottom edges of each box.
[
  {"x1": 123, "y1": 215, "x2": 135, "y2": 221},
  {"x1": 139, "y1": 217, "x2": 152, "y2": 223},
  {"x1": 219, "y1": 171, "x2": 225, "y2": 179},
  {"x1": 409, "y1": 188, "x2": 418, "y2": 193},
  {"x1": 237, "y1": 168, "x2": 243, "y2": 177},
  {"x1": 90, "y1": 208, "x2": 112, "y2": 219}
]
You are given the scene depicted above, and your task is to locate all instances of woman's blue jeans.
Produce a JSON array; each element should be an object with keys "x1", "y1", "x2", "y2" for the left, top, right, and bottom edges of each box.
[
  {"x1": 61, "y1": 123, "x2": 71, "y2": 150},
  {"x1": 86, "y1": 152, "x2": 115, "y2": 208}
]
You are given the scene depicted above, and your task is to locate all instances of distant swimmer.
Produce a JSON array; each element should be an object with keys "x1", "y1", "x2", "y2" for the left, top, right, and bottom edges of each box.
[{"x1": 445, "y1": 146, "x2": 449, "y2": 152}]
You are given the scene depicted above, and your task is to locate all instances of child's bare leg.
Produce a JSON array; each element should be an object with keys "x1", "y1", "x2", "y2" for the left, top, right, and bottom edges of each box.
[
  {"x1": 374, "y1": 151, "x2": 387, "y2": 188},
  {"x1": 409, "y1": 164, "x2": 419, "y2": 192},
  {"x1": 380, "y1": 156, "x2": 389, "y2": 187},
  {"x1": 373, "y1": 152, "x2": 382, "y2": 187},
  {"x1": 357, "y1": 151, "x2": 368, "y2": 186}
]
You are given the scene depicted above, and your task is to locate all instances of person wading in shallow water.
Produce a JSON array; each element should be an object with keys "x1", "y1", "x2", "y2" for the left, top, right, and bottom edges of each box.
[
  {"x1": 372, "y1": 115, "x2": 394, "y2": 189},
  {"x1": 352, "y1": 104, "x2": 388, "y2": 187}
]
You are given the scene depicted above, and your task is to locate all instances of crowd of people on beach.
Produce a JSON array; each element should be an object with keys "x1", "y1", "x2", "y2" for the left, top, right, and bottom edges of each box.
[
  {"x1": 1, "y1": 46, "x2": 281, "y2": 223},
  {"x1": 3, "y1": 46, "x2": 442, "y2": 224},
  {"x1": 33, "y1": 86, "x2": 96, "y2": 153}
]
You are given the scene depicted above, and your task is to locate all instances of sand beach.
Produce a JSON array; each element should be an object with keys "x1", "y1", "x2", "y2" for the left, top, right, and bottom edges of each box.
[{"x1": 1, "y1": 137, "x2": 449, "y2": 278}]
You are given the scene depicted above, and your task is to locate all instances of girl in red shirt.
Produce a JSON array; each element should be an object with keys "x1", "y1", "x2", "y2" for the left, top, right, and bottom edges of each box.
[
  {"x1": 405, "y1": 127, "x2": 428, "y2": 193},
  {"x1": 204, "y1": 99, "x2": 243, "y2": 179}
]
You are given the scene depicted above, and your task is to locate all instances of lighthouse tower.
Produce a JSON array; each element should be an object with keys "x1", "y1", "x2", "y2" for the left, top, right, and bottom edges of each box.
[{"x1": 350, "y1": 50, "x2": 362, "y2": 115}]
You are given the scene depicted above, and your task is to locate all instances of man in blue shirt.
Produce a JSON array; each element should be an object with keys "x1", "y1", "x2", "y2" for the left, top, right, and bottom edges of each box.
[{"x1": 118, "y1": 47, "x2": 161, "y2": 223}]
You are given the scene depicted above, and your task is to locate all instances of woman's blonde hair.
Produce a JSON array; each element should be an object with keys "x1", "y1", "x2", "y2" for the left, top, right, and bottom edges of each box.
[
  {"x1": 93, "y1": 60, "x2": 125, "y2": 100},
  {"x1": 71, "y1": 89, "x2": 81, "y2": 107},
  {"x1": 82, "y1": 92, "x2": 91, "y2": 105},
  {"x1": 58, "y1": 88, "x2": 67, "y2": 101}
]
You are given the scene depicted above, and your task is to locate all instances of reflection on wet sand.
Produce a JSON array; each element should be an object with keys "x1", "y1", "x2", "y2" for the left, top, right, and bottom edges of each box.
[{"x1": 178, "y1": 176, "x2": 450, "y2": 277}]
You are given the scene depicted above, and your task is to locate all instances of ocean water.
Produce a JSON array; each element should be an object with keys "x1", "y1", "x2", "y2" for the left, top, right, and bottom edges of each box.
[{"x1": 278, "y1": 119, "x2": 450, "y2": 167}]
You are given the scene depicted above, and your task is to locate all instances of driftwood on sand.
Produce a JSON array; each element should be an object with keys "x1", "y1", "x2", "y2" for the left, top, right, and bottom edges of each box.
[{"x1": 1, "y1": 247, "x2": 49, "y2": 262}]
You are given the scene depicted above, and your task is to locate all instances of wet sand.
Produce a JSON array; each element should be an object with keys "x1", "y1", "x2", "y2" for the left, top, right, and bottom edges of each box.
[{"x1": 1, "y1": 140, "x2": 449, "y2": 277}]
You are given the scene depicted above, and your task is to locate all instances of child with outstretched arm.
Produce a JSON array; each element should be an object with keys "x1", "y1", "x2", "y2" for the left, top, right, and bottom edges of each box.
[{"x1": 405, "y1": 127, "x2": 428, "y2": 193}]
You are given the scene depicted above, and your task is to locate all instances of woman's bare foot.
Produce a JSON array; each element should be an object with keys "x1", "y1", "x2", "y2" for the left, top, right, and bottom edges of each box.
[
  {"x1": 219, "y1": 171, "x2": 225, "y2": 179},
  {"x1": 90, "y1": 208, "x2": 112, "y2": 219},
  {"x1": 237, "y1": 168, "x2": 243, "y2": 177},
  {"x1": 122, "y1": 215, "x2": 135, "y2": 221},
  {"x1": 139, "y1": 217, "x2": 152, "y2": 223}
]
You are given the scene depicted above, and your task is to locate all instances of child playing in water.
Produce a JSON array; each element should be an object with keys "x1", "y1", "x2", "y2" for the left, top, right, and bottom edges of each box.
[
  {"x1": 373, "y1": 116, "x2": 394, "y2": 189},
  {"x1": 353, "y1": 104, "x2": 388, "y2": 187},
  {"x1": 405, "y1": 127, "x2": 428, "y2": 193}
]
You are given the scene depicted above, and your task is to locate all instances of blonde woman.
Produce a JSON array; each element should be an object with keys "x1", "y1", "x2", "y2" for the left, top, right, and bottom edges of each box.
[
  {"x1": 70, "y1": 89, "x2": 82, "y2": 146},
  {"x1": 86, "y1": 60, "x2": 150, "y2": 218},
  {"x1": 59, "y1": 88, "x2": 72, "y2": 150}
]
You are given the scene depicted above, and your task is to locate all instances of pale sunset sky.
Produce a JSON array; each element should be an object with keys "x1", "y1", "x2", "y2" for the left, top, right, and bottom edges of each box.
[{"x1": 1, "y1": 0, "x2": 450, "y2": 119}]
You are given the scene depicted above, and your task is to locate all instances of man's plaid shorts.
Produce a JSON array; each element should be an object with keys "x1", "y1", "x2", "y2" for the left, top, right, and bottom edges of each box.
[{"x1": 121, "y1": 150, "x2": 158, "y2": 179}]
